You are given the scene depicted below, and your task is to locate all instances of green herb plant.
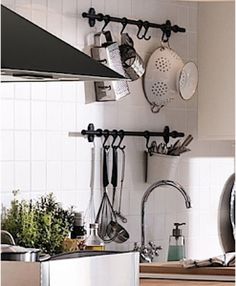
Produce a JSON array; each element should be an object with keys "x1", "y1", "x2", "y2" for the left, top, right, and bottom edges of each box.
[{"x1": 1, "y1": 191, "x2": 74, "y2": 255}]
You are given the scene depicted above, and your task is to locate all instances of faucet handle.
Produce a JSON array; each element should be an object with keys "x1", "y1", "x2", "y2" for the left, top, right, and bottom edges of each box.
[
  {"x1": 133, "y1": 242, "x2": 140, "y2": 251},
  {"x1": 154, "y1": 247, "x2": 162, "y2": 256},
  {"x1": 148, "y1": 241, "x2": 162, "y2": 249},
  {"x1": 148, "y1": 241, "x2": 155, "y2": 248},
  {"x1": 148, "y1": 241, "x2": 162, "y2": 256}
]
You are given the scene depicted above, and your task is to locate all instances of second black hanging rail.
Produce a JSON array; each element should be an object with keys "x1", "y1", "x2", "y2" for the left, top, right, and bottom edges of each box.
[
  {"x1": 69, "y1": 123, "x2": 185, "y2": 147},
  {"x1": 82, "y1": 8, "x2": 186, "y2": 42}
]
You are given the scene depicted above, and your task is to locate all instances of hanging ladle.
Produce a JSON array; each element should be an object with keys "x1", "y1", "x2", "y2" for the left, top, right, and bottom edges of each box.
[
  {"x1": 115, "y1": 131, "x2": 127, "y2": 223},
  {"x1": 107, "y1": 131, "x2": 129, "y2": 243},
  {"x1": 111, "y1": 130, "x2": 118, "y2": 207}
]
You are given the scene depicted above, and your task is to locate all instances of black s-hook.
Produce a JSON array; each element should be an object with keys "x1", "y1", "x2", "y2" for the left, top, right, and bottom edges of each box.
[
  {"x1": 103, "y1": 129, "x2": 110, "y2": 149},
  {"x1": 120, "y1": 17, "x2": 128, "y2": 34},
  {"x1": 161, "y1": 20, "x2": 172, "y2": 43},
  {"x1": 117, "y1": 130, "x2": 126, "y2": 150},
  {"x1": 111, "y1": 130, "x2": 118, "y2": 148},
  {"x1": 142, "y1": 21, "x2": 151, "y2": 41},
  {"x1": 102, "y1": 15, "x2": 110, "y2": 31},
  {"x1": 144, "y1": 130, "x2": 151, "y2": 150},
  {"x1": 136, "y1": 20, "x2": 144, "y2": 40}
]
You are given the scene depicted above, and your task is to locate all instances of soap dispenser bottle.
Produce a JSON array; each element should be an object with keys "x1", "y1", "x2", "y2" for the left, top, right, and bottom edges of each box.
[{"x1": 167, "y1": 223, "x2": 186, "y2": 261}]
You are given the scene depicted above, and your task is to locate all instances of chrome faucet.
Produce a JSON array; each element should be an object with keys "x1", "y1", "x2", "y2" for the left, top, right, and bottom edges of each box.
[{"x1": 134, "y1": 180, "x2": 191, "y2": 263}]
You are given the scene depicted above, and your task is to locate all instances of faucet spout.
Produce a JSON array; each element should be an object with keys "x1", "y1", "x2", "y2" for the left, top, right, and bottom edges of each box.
[{"x1": 141, "y1": 180, "x2": 191, "y2": 248}]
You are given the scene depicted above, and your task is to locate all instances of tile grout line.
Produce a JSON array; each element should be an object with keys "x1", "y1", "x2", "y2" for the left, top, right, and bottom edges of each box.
[
  {"x1": 13, "y1": 84, "x2": 16, "y2": 192},
  {"x1": 29, "y1": 83, "x2": 33, "y2": 199}
]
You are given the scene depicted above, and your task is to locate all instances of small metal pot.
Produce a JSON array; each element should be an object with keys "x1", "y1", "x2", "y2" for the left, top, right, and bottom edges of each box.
[
  {"x1": 1, "y1": 230, "x2": 49, "y2": 262},
  {"x1": 1, "y1": 245, "x2": 41, "y2": 262}
]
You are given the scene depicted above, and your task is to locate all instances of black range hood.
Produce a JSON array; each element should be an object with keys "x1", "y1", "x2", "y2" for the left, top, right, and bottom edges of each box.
[{"x1": 1, "y1": 5, "x2": 125, "y2": 82}]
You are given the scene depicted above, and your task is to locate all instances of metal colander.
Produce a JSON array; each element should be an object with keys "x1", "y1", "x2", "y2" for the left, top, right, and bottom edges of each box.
[{"x1": 143, "y1": 44, "x2": 184, "y2": 113}]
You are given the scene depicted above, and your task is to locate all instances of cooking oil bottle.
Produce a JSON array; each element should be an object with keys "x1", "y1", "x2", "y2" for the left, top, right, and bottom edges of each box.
[{"x1": 84, "y1": 223, "x2": 105, "y2": 251}]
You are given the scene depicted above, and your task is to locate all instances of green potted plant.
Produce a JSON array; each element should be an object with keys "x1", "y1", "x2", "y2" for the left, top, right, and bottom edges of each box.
[{"x1": 1, "y1": 191, "x2": 74, "y2": 255}]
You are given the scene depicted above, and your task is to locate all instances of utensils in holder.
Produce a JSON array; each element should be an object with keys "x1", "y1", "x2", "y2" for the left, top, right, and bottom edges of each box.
[
  {"x1": 145, "y1": 135, "x2": 193, "y2": 183},
  {"x1": 145, "y1": 152, "x2": 180, "y2": 184}
]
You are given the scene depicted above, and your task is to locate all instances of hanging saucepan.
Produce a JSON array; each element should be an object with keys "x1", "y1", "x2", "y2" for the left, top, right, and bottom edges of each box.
[
  {"x1": 119, "y1": 33, "x2": 145, "y2": 81},
  {"x1": 1, "y1": 230, "x2": 49, "y2": 262}
]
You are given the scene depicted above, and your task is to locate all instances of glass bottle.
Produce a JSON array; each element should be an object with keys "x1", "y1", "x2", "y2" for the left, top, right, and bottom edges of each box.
[{"x1": 84, "y1": 223, "x2": 105, "y2": 251}]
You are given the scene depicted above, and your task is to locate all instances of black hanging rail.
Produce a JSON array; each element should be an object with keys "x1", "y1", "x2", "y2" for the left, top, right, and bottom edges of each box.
[
  {"x1": 82, "y1": 8, "x2": 186, "y2": 42},
  {"x1": 69, "y1": 123, "x2": 185, "y2": 146}
]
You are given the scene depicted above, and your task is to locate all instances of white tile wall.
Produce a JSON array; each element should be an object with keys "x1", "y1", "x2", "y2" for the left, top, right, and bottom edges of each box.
[{"x1": 0, "y1": 0, "x2": 234, "y2": 261}]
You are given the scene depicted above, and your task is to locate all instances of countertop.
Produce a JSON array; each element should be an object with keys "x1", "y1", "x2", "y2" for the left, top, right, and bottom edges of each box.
[
  {"x1": 140, "y1": 262, "x2": 235, "y2": 284},
  {"x1": 140, "y1": 279, "x2": 235, "y2": 286},
  {"x1": 140, "y1": 262, "x2": 235, "y2": 276}
]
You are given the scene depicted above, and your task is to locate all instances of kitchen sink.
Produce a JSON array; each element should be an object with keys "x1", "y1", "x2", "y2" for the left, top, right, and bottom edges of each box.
[{"x1": 50, "y1": 250, "x2": 123, "y2": 260}]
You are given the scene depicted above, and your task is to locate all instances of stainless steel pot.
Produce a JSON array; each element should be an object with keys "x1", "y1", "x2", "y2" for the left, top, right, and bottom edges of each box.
[
  {"x1": 1, "y1": 244, "x2": 41, "y2": 262},
  {"x1": 1, "y1": 230, "x2": 49, "y2": 262}
]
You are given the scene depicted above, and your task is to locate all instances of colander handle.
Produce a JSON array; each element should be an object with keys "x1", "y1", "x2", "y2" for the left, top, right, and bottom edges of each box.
[{"x1": 151, "y1": 103, "x2": 163, "y2": 113}]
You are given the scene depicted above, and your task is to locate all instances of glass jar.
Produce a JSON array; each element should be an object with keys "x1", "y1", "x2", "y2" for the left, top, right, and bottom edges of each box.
[{"x1": 71, "y1": 212, "x2": 87, "y2": 240}]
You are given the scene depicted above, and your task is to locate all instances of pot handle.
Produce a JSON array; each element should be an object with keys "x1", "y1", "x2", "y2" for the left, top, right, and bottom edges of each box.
[
  {"x1": 38, "y1": 254, "x2": 51, "y2": 262},
  {"x1": 1, "y1": 230, "x2": 16, "y2": 245}
]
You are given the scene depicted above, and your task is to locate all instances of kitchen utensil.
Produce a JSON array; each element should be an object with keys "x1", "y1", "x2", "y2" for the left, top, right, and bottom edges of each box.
[
  {"x1": 156, "y1": 143, "x2": 163, "y2": 154},
  {"x1": 103, "y1": 141, "x2": 129, "y2": 243},
  {"x1": 218, "y1": 173, "x2": 235, "y2": 253},
  {"x1": 160, "y1": 143, "x2": 168, "y2": 154},
  {"x1": 115, "y1": 147, "x2": 127, "y2": 223},
  {"x1": 177, "y1": 134, "x2": 193, "y2": 151},
  {"x1": 119, "y1": 33, "x2": 145, "y2": 81},
  {"x1": 111, "y1": 145, "x2": 118, "y2": 207},
  {"x1": 84, "y1": 143, "x2": 96, "y2": 226},
  {"x1": 91, "y1": 31, "x2": 129, "y2": 101},
  {"x1": 106, "y1": 221, "x2": 129, "y2": 243},
  {"x1": 143, "y1": 41, "x2": 184, "y2": 113},
  {"x1": 95, "y1": 147, "x2": 117, "y2": 242},
  {"x1": 177, "y1": 61, "x2": 198, "y2": 100},
  {"x1": 168, "y1": 135, "x2": 193, "y2": 156},
  {"x1": 148, "y1": 140, "x2": 158, "y2": 154}
]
